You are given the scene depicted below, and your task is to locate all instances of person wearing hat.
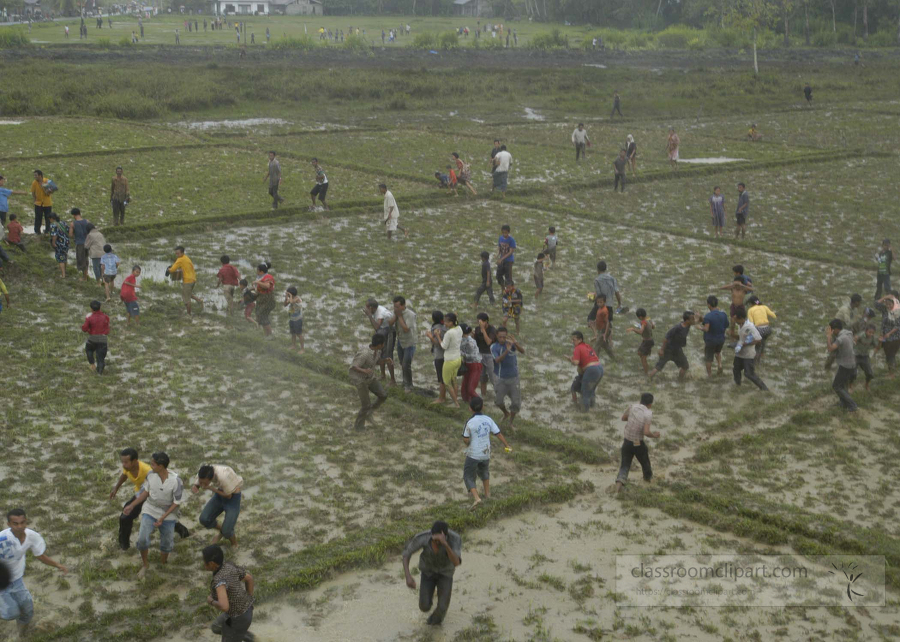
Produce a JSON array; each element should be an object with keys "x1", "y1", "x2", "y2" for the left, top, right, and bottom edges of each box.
[{"x1": 110, "y1": 166, "x2": 130, "y2": 226}]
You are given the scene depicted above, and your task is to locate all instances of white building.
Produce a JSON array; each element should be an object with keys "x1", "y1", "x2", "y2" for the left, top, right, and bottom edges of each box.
[
  {"x1": 453, "y1": 0, "x2": 492, "y2": 18},
  {"x1": 212, "y1": 0, "x2": 320, "y2": 15}
]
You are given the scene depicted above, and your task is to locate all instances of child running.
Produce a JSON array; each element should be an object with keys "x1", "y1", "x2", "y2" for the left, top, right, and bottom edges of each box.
[
  {"x1": 81, "y1": 300, "x2": 110, "y2": 375},
  {"x1": 501, "y1": 281, "x2": 523, "y2": 333},
  {"x1": 100, "y1": 244, "x2": 120, "y2": 302},
  {"x1": 120, "y1": 265, "x2": 141, "y2": 327},
  {"x1": 625, "y1": 308, "x2": 655, "y2": 375},
  {"x1": 240, "y1": 279, "x2": 257, "y2": 326},
  {"x1": 283, "y1": 286, "x2": 304, "y2": 352},
  {"x1": 462, "y1": 396, "x2": 512, "y2": 510}
]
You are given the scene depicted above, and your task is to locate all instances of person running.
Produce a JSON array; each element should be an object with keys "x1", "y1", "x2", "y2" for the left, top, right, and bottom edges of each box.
[
  {"x1": 450, "y1": 153, "x2": 477, "y2": 196},
  {"x1": 474, "y1": 251, "x2": 495, "y2": 307},
  {"x1": 614, "y1": 393, "x2": 659, "y2": 493},
  {"x1": 48, "y1": 213, "x2": 69, "y2": 278},
  {"x1": 708, "y1": 186, "x2": 725, "y2": 238},
  {"x1": 393, "y1": 296, "x2": 417, "y2": 392},
  {"x1": 625, "y1": 134, "x2": 637, "y2": 176},
  {"x1": 611, "y1": 91, "x2": 623, "y2": 118},
  {"x1": 491, "y1": 327, "x2": 524, "y2": 428},
  {"x1": 284, "y1": 287, "x2": 304, "y2": 352},
  {"x1": 123, "y1": 451, "x2": 184, "y2": 579},
  {"x1": 874, "y1": 239, "x2": 893, "y2": 300},
  {"x1": 825, "y1": 319, "x2": 857, "y2": 412},
  {"x1": 491, "y1": 145, "x2": 512, "y2": 198},
  {"x1": 120, "y1": 265, "x2": 142, "y2": 327},
  {"x1": 569, "y1": 330, "x2": 603, "y2": 412},
  {"x1": 167, "y1": 246, "x2": 204, "y2": 316},
  {"x1": 590, "y1": 294, "x2": 615, "y2": 360},
  {"x1": 731, "y1": 305, "x2": 769, "y2": 391},
  {"x1": 720, "y1": 276, "x2": 754, "y2": 339},
  {"x1": 572, "y1": 123, "x2": 590, "y2": 162},
  {"x1": 99, "y1": 243, "x2": 120, "y2": 302},
  {"x1": 193, "y1": 465, "x2": 243, "y2": 548},
  {"x1": 217, "y1": 255, "x2": 241, "y2": 317},
  {"x1": 700, "y1": 295, "x2": 728, "y2": 376},
  {"x1": 253, "y1": 263, "x2": 275, "y2": 336},
  {"x1": 589, "y1": 260, "x2": 623, "y2": 337},
  {"x1": 542, "y1": 226, "x2": 559, "y2": 269},
  {"x1": 110, "y1": 448, "x2": 190, "y2": 551},
  {"x1": 203, "y1": 545, "x2": 255, "y2": 642},
  {"x1": 264, "y1": 151, "x2": 283, "y2": 209},
  {"x1": 496, "y1": 224, "x2": 516, "y2": 287},
  {"x1": 0, "y1": 175, "x2": 27, "y2": 230},
  {"x1": 110, "y1": 166, "x2": 130, "y2": 226},
  {"x1": 364, "y1": 298, "x2": 397, "y2": 385},
  {"x1": 854, "y1": 323, "x2": 879, "y2": 391},
  {"x1": 735, "y1": 182, "x2": 749, "y2": 239},
  {"x1": 379, "y1": 184, "x2": 408, "y2": 239},
  {"x1": 625, "y1": 308, "x2": 655, "y2": 375},
  {"x1": 240, "y1": 279, "x2": 257, "y2": 326},
  {"x1": 439, "y1": 312, "x2": 463, "y2": 408},
  {"x1": 4, "y1": 215, "x2": 25, "y2": 253},
  {"x1": 349, "y1": 334, "x2": 391, "y2": 430},
  {"x1": 401, "y1": 521, "x2": 462, "y2": 626},
  {"x1": 30, "y1": 170, "x2": 53, "y2": 235},
  {"x1": 309, "y1": 158, "x2": 329, "y2": 211},
  {"x1": 83, "y1": 223, "x2": 106, "y2": 283},
  {"x1": 462, "y1": 396, "x2": 512, "y2": 509},
  {"x1": 647, "y1": 311, "x2": 695, "y2": 382},
  {"x1": 425, "y1": 311, "x2": 447, "y2": 403},
  {"x1": 0, "y1": 509, "x2": 68, "y2": 639},
  {"x1": 746, "y1": 296, "x2": 776, "y2": 365},
  {"x1": 613, "y1": 149, "x2": 627, "y2": 192},
  {"x1": 874, "y1": 295, "x2": 900, "y2": 377},
  {"x1": 826, "y1": 293, "x2": 864, "y2": 371},
  {"x1": 666, "y1": 128, "x2": 680, "y2": 170}
]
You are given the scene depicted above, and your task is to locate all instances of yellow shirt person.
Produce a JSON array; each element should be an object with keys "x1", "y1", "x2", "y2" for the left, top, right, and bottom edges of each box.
[
  {"x1": 169, "y1": 254, "x2": 197, "y2": 284},
  {"x1": 747, "y1": 304, "x2": 776, "y2": 327},
  {"x1": 124, "y1": 460, "x2": 152, "y2": 493},
  {"x1": 30, "y1": 178, "x2": 52, "y2": 207}
]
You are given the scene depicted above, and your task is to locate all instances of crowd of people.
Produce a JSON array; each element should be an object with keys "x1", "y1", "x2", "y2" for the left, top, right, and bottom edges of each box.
[{"x1": 0, "y1": 122, "x2": 894, "y2": 639}]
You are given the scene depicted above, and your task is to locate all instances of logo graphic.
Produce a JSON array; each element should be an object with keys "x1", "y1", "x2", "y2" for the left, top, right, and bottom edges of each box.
[{"x1": 829, "y1": 562, "x2": 865, "y2": 602}]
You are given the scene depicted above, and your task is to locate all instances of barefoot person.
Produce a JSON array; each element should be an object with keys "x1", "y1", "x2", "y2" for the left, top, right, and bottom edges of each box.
[
  {"x1": 401, "y1": 521, "x2": 462, "y2": 626},
  {"x1": 491, "y1": 327, "x2": 524, "y2": 429},
  {"x1": 309, "y1": 158, "x2": 329, "y2": 211},
  {"x1": 81, "y1": 300, "x2": 110, "y2": 375},
  {"x1": 0, "y1": 509, "x2": 68, "y2": 639},
  {"x1": 110, "y1": 166, "x2": 130, "y2": 226},
  {"x1": 253, "y1": 263, "x2": 275, "y2": 337},
  {"x1": 123, "y1": 451, "x2": 184, "y2": 579},
  {"x1": 284, "y1": 287, "x2": 304, "y2": 352},
  {"x1": 568, "y1": 330, "x2": 603, "y2": 412},
  {"x1": 732, "y1": 305, "x2": 769, "y2": 392},
  {"x1": 572, "y1": 123, "x2": 590, "y2": 162},
  {"x1": 701, "y1": 296, "x2": 728, "y2": 376},
  {"x1": 874, "y1": 295, "x2": 900, "y2": 377},
  {"x1": 216, "y1": 255, "x2": 240, "y2": 317},
  {"x1": 264, "y1": 151, "x2": 284, "y2": 209},
  {"x1": 614, "y1": 393, "x2": 659, "y2": 492},
  {"x1": 350, "y1": 334, "x2": 392, "y2": 430},
  {"x1": 110, "y1": 448, "x2": 190, "y2": 551},
  {"x1": 203, "y1": 545, "x2": 255, "y2": 642},
  {"x1": 439, "y1": 312, "x2": 463, "y2": 408},
  {"x1": 709, "y1": 186, "x2": 725, "y2": 238},
  {"x1": 735, "y1": 182, "x2": 749, "y2": 239},
  {"x1": 193, "y1": 465, "x2": 243, "y2": 549},
  {"x1": 647, "y1": 311, "x2": 696, "y2": 382},
  {"x1": 625, "y1": 134, "x2": 637, "y2": 176},
  {"x1": 167, "y1": 246, "x2": 204, "y2": 316},
  {"x1": 379, "y1": 184, "x2": 408, "y2": 239},
  {"x1": 463, "y1": 396, "x2": 512, "y2": 510},
  {"x1": 666, "y1": 128, "x2": 680, "y2": 170},
  {"x1": 825, "y1": 319, "x2": 857, "y2": 412},
  {"x1": 719, "y1": 275, "x2": 753, "y2": 339}
]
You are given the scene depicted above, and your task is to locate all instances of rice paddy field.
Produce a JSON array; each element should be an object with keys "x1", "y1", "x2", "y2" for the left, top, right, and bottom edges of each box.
[{"x1": 1, "y1": 38, "x2": 900, "y2": 642}]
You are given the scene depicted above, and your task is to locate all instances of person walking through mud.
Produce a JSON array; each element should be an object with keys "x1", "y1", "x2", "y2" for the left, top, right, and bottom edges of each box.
[
  {"x1": 264, "y1": 151, "x2": 284, "y2": 209},
  {"x1": 110, "y1": 166, "x2": 130, "y2": 226},
  {"x1": 401, "y1": 520, "x2": 462, "y2": 626}
]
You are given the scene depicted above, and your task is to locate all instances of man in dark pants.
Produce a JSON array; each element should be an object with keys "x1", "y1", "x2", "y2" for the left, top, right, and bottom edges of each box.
[
  {"x1": 611, "y1": 91, "x2": 623, "y2": 118},
  {"x1": 349, "y1": 334, "x2": 391, "y2": 430},
  {"x1": 496, "y1": 224, "x2": 516, "y2": 287},
  {"x1": 402, "y1": 520, "x2": 462, "y2": 626},
  {"x1": 474, "y1": 251, "x2": 494, "y2": 306},
  {"x1": 109, "y1": 447, "x2": 189, "y2": 550},
  {"x1": 615, "y1": 392, "x2": 658, "y2": 492},
  {"x1": 825, "y1": 319, "x2": 858, "y2": 412},
  {"x1": 647, "y1": 311, "x2": 695, "y2": 382},
  {"x1": 875, "y1": 239, "x2": 892, "y2": 300},
  {"x1": 264, "y1": 151, "x2": 283, "y2": 209},
  {"x1": 732, "y1": 306, "x2": 769, "y2": 391}
]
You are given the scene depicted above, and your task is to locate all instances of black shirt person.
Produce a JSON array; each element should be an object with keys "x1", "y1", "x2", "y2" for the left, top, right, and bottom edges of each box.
[
  {"x1": 647, "y1": 311, "x2": 696, "y2": 382},
  {"x1": 402, "y1": 520, "x2": 462, "y2": 626}
]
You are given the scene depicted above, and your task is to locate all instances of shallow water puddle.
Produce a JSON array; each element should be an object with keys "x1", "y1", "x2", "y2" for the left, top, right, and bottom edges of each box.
[
  {"x1": 173, "y1": 118, "x2": 291, "y2": 130},
  {"x1": 680, "y1": 157, "x2": 748, "y2": 164}
]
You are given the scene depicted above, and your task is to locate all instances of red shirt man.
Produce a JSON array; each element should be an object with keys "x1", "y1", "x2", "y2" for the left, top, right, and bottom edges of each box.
[
  {"x1": 217, "y1": 263, "x2": 240, "y2": 286},
  {"x1": 82, "y1": 309, "x2": 110, "y2": 336},
  {"x1": 572, "y1": 341, "x2": 599, "y2": 369},
  {"x1": 120, "y1": 273, "x2": 138, "y2": 303}
]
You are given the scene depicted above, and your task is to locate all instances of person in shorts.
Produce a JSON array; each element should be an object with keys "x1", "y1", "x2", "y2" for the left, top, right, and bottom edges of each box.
[
  {"x1": 120, "y1": 265, "x2": 142, "y2": 327},
  {"x1": 735, "y1": 183, "x2": 749, "y2": 239},
  {"x1": 648, "y1": 311, "x2": 696, "y2": 382},
  {"x1": 501, "y1": 281, "x2": 522, "y2": 333},
  {"x1": 168, "y1": 245, "x2": 204, "y2": 316},
  {"x1": 240, "y1": 279, "x2": 257, "y2": 325},
  {"x1": 625, "y1": 308, "x2": 655, "y2": 375},
  {"x1": 310, "y1": 158, "x2": 329, "y2": 211},
  {"x1": 216, "y1": 255, "x2": 241, "y2": 316},
  {"x1": 284, "y1": 286, "x2": 304, "y2": 352},
  {"x1": 99, "y1": 244, "x2": 120, "y2": 302},
  {"x1": 701, "y1": 295, "x2": 729, "y2": 376},
  {"x1": 542, "y1": 226, "x2": 558, "y2": 268},
  {"x1": 462, "y1": 396, "x2": 511, "y2": 510},
  {"x1": 48, "y1": 213, "x2": 69, "y2": 278}
]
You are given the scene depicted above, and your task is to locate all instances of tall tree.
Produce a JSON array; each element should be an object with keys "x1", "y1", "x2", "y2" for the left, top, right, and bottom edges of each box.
[{"x1": 722, "y1": 0, "x2": 778, "y2": 74}]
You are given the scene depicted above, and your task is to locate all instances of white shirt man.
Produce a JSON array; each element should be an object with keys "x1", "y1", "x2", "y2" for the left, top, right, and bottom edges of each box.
[
  {"x1": 494, "y1": 150, "x2": 512, "y2": 173},
  {"x1": 383, "y1": 190, "x2": 399, "y2": 231}
]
